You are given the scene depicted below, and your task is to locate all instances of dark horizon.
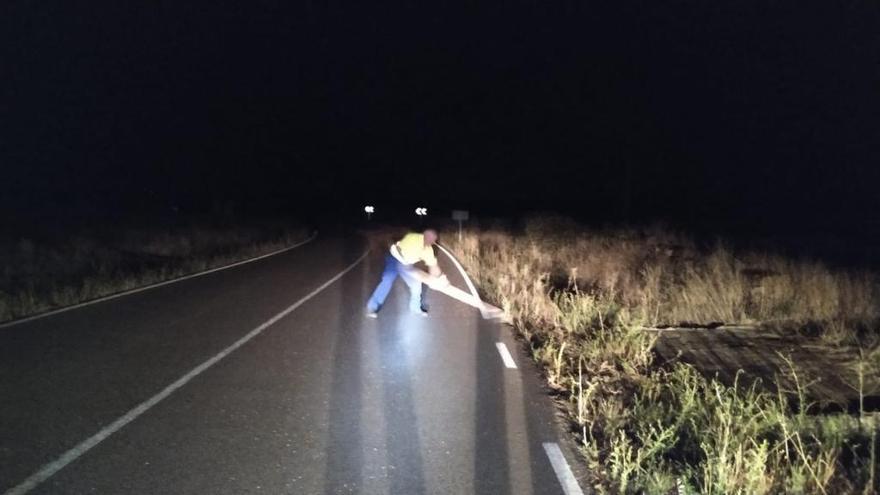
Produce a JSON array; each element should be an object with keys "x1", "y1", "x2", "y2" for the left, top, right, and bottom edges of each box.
[{"x1": 4, "y1": 1, "x2": 879, "y2": 238}]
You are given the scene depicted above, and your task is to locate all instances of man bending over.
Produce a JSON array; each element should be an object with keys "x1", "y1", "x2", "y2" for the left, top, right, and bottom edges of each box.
[{"x1": 366, "y1": 229, "x2": 446, "y2": 317}]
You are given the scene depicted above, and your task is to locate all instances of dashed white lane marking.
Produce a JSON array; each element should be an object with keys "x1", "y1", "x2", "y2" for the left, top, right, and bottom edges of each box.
[
  {"x1": 496, "y1": 342, "x2": 518, "y2": 369},
  {"x1": 543, "y1": 442, "x2": 585, "y2": 495},
  {"x1": 3, "y1": 249, "x2": 368, "y2": 495},
  {"x1": 0, "y1": 231, "x2": 319, "y2": 329}
]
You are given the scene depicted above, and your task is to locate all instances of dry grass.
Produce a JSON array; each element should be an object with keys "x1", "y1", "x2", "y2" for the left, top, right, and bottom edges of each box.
[
  {"x1": 444, "y1": 215, "x2": 879, "y2": 494},
  {"x1": 0, "y1": 222, "x2": 310, "y2": 323},
  {"x1": 453, "y1": 215, "x2": 880, "y2": 339}
]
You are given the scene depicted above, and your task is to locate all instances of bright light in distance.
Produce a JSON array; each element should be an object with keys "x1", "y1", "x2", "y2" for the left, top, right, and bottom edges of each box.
[
  {"x1": 415, "y1": 207, "x2": 427, "y2": 216},
  {"x1": 364, "y1": 205, "x2": 375, "y2": 213}
]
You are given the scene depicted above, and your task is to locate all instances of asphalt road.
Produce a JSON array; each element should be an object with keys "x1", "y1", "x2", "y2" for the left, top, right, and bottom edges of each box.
[{"x1": 0, "y1": 234, "x2": 585, "y2": 494}]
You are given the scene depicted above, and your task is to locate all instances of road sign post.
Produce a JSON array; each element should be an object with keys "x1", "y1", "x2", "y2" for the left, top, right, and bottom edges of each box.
[{"x1": 451, "y1": 210, "x2": 469, "y2": 243}]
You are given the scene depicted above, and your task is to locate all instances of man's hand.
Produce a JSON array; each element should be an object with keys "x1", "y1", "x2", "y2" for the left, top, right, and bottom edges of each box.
[
  {"x1": 426, "y1": 264, "x2": 447, "y2": 289},
  {"x1": 427, "y1": 274, "x2": 450, "y2": 289}
]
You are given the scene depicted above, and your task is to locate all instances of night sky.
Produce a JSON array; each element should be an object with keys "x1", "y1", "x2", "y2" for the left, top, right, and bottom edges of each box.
[{"x1": 3, "y1": 1, "x2": 879, "y2": 235}]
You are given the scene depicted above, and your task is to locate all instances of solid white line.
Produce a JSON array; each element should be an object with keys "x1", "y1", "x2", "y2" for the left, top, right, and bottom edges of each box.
[
  {"x1": 3, "y1": 249, "x2": 368, "y2": 495},
  {"x1": 495, "y1": 342, "x2": 518, "y2": 369},
  {"x1": 543, "y1": 442, "x2": 585, "y2": 495},
  {"x1": 435, "y1": 243, "x2": 491, "y2": 319},
  {"x1": 0, "y1": 231, "x2": 318, "y2": 329}
]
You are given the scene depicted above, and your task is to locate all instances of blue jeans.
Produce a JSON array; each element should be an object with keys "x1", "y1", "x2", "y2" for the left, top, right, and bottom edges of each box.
[{"x1": 366, "y1": 254, "x2": 427, "y2": 313}]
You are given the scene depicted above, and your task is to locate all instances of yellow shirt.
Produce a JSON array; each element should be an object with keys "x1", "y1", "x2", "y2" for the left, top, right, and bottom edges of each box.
[{"x1": 391, "y1": 233, "x2": 438, "y2": 266}]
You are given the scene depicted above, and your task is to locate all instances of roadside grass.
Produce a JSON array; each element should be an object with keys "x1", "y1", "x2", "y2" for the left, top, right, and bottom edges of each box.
[
  {"x1": 0, "y1": 222, "x2": 310, "y2": 323},
  {"x1": 444, "y1": 215, "x2": 879, "y2": 494}
]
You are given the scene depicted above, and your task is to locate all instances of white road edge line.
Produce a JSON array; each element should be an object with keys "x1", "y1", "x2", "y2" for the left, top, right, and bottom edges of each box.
[
  {"x1": 3, "y1": 249, "x2": 369, "y2": 495},
  {"x1": 0, "y1": 231, "x2": 318, "y2": 329},
  {"x1": 495, "y1": 342, "x2": 518, "y2": 369},
  {"x1": 435, "y1": 243, "x2": 490, "y2": 319},
  {"x1": 543, "y1": 442, "x2": 586, "y2": 495}
]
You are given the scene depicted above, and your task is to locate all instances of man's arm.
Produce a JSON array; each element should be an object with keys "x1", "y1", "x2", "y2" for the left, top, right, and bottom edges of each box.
[
  {"x1": 425, "y1": 249, "x2": 447, "y2": 287},
  {"x1": 424, "y1": 247, "x2": 442, "y2": 277}
]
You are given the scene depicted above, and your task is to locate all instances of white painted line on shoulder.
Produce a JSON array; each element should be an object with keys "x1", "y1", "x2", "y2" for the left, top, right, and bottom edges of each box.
[
  {"x1": 2, "y1": 249, "x2": 368, "y2": 495},
  {"x1": 436, "y1": 243, "x2": 495, "y2": 319},
  {"x1": 0, "y1": 231, "x2": 319, "y2": 329},
  {"x1": 543, "y1": 442, "x2": 585, "y2": 495},
  {"x1": 435, "y1": 244, "x2": 481, "y2": 301},
  {"x1": 496, "y1": 342, "x2": 518, "y2": 369}
]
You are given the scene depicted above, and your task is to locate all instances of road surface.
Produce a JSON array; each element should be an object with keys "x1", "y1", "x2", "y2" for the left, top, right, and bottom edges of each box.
[{"x1": 0, "y1": 234, "x2": 585, "y2": 494}]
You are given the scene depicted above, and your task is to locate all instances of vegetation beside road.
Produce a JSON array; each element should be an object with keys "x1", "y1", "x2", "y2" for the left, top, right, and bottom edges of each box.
[
  {"x1": 0, "y1": 221, "x2": 310, "y2": 323},
  {"x1": 445, "y1": 215, "x2": 879, "y2": 494}
]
